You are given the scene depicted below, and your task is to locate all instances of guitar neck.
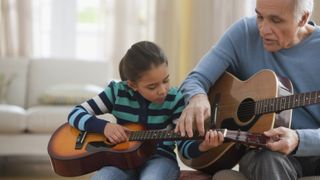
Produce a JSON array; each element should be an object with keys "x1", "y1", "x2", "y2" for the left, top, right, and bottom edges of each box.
[
  {"x1": 128, "y1": 129, "x2": 204, "y2": 141},
  {"x1": 129, "y1": 129, "x2": 268, "y2": 148},
  {"x1": 255, "y1": 90, "x2": 320, "y2": 115}
]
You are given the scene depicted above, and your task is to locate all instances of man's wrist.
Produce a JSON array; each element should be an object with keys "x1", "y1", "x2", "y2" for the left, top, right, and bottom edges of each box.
[
  {"x1": 291, "y1": 130, "x2": 300, "y2": 155},
  {"x1": 189, "y1": 93, "x2": 207, "y2": 103}
]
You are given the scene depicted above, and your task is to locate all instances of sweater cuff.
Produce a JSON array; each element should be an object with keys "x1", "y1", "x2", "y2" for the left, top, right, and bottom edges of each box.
[
  {"x1": 294, "y1": 129, "x2": 320, "y2": 156},
  {"x1": 85, "y1": 117, "x2": 109, "y2": 134},
  {"x1": 290, "y1": 130, "x2": 300, "y2": 155},
  {"x1": 186, "y1": 141, "x2": 203, "y2": 159}
]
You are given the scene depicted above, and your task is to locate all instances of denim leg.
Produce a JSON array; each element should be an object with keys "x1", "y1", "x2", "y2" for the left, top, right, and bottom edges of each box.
[
  {"x1": 91, "y1": 166, "x2": 137, "y2": 180},
  {"x1": 139, "y1": 155, "x2": 180, "y2": 180},
  {"x1": 239, "y1": 149, "x2": 299, "y2": 180}
]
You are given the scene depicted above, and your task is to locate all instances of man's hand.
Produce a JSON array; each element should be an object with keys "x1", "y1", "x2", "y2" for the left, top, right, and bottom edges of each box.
[
  {"x1": 175, "y1": 94, "x2": 211, "y2": 137},
  {"x1": 104, "y1": 123, "x2": 130, "y2": 144},
  {"x1": 264, "y1": 127, "x2": 299, "y2": 155}
]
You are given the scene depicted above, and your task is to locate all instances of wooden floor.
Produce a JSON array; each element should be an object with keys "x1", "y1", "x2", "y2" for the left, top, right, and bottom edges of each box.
[{"x1": 0, "y1": 155, "x2": 92, "y2": 180}]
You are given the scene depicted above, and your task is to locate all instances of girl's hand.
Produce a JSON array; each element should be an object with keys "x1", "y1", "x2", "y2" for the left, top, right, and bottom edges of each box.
[
  {"x1": 198, "y1": 130, "x2": 224, "y2": 152},
  {"x1": 104, "y1": 123, "x2": 130, "y2": 144}
]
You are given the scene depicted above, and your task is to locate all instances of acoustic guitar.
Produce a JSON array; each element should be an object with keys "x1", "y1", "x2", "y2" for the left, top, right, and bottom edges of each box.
[
  {"x1": 179, "y1": 69, "x2": 320, "y2": 174},
  {"x1": 48, "y1": 123, "x2": 268, "y2": 177}
]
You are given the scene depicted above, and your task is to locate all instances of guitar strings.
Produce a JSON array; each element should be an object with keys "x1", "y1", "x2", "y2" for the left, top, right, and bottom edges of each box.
[
  {"x1": 213, "y1": 96, "x2": 319, "y2": 110},
  {"x1": 212, "y1": 96, "x2": 319, "y2": 117}
]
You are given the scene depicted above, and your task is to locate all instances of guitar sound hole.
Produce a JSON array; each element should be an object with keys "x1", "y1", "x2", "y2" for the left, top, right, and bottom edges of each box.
[{"x1": 237, "y1": 98, "x2": 255, "y2": 123}]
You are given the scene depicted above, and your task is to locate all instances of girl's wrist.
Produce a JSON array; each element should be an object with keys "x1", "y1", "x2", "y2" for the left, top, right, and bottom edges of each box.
[{"x1": 198, "y1": 143, "x2": 209, "y2": 152}]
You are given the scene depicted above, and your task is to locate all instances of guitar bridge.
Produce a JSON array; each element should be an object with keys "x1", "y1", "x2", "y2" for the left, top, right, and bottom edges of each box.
[{"x1": 75, "y1": 131, "x2": 87, "y2": 149}]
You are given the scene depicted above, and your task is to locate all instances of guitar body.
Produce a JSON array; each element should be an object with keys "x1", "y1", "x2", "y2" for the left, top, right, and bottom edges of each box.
[
  {"x1": 48, "y1": 123, "x2": 156, "y2": 177},
  {"x1": 179, "y1": 69, "x2": 293, "y2": 174}
]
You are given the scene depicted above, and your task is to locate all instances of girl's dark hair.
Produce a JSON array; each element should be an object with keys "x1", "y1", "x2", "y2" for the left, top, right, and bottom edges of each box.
[{"x1": 119, "y1": 41, "x2": 168, "y2": 82}]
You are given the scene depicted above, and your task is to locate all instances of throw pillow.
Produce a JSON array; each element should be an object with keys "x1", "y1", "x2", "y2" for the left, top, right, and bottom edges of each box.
[
  {"x1": 0, "y1": 73, "x2": 5, "y2": 103},
  {"x1": 38, "y1": 84, "x2": 104, "y2": 105},
  {"x1": 0, "y1": 73, "x2": 16, "y2": 104}
]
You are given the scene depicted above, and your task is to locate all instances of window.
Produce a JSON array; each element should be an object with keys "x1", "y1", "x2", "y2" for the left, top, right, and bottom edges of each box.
[{"x1": 32, "y1": 0, "x2": 155, "y2": 61}]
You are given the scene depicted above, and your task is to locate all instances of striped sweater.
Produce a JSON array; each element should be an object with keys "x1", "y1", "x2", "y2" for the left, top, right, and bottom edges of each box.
[{"x1": 68, "y1": 81, "x2": 185, "y2": 161}]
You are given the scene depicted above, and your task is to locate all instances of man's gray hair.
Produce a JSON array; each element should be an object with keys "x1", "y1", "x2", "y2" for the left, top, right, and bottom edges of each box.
[{"x1": 294, "y1": 0, "x2": 314, "y2": 22}]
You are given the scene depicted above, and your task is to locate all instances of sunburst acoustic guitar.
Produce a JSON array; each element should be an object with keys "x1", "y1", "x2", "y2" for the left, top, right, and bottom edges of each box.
[
  {"x1": 179, "y1": 69, "x2": 320, "y2": 174},
  {"x1": 48, "y1": 122, "x2": 268, "y2": 177}
]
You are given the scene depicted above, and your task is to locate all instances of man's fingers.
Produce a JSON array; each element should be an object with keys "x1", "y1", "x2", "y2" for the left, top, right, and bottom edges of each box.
[
  {"x1": 267, "y1": 139, "x2": 284, "y2": 152},
  {"x1": 176, "y1": 112, "x2": 186, "y2": 136},
  {"x1": 195, "y1": 112, "x2": 205, "y2": 136},
  {"x1": 185, "y1": 113, "x2": 194, "y2": 137},
  {"x1": 264, "y1": 127, "x2": 284, "y2": 137}
]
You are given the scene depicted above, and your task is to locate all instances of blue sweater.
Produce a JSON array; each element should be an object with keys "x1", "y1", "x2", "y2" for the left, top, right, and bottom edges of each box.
[
  {"x1": 68, "y1": 81, "x2": 185, "y2": 161},
  {"x1": 180, "y1": 16, "x2": 320, "y2": 157}
]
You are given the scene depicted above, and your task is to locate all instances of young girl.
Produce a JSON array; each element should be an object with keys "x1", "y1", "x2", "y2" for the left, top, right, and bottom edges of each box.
[{"x1": 68, "y1": 41, "x2": 185, "y2": 180}]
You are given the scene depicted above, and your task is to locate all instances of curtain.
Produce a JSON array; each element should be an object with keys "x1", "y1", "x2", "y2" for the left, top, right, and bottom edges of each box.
[
  {"x1": 154, "y1": 0, "x2": 255, "y2": 86},
  {"x1": 110, "y1": 0, "x2": 155, "y2": 78},
  {"x1": 0, "y1": 0, "x2": 32, "y2": 58},
  {"x1": 2, "y1": 0, "x2": 318, "y2": 84},
  {"x1": 311, "y1": 0, "x2": 320, "y2": 24}
]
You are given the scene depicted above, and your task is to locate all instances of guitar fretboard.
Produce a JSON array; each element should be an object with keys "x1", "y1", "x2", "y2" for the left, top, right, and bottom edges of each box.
[
  {"x1": 128, "y1": 129, "x2": 203, "y2": 141},
  {"x1": 128, "y1": 129, "x2": 268, "y2": 148},
  {"x1": 255, "y1": 91, "x2": 320, "y2": 115}
]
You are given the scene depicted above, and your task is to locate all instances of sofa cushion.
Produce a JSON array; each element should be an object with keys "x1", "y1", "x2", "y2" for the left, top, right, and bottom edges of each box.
[
  {"x1": 27, "y1": 59, "x2": 111, "y2": 108},
  {"x1": 0, "y1": 58, "x2": 29, "y2": 107},
  {"x1": 38, "y1": 84, "x2": 103, "y2": 105},
  {"x1": 0, "y1": 104, "x2": 26, "y2": 133},
  {"x1": 26, "y1": 106, "x2": 116, "y2": 134},
  {"x1": 26, "y1": 106, "x2": 74, "y2": 133}
]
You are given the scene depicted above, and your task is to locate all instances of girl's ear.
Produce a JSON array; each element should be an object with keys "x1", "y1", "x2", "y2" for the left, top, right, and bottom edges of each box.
[{"x1": 127, "y1": 80, "x2": 138, "y2": 91}]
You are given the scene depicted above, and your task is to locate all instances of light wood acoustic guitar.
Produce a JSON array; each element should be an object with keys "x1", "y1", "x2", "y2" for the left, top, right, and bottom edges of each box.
[
  {"x1": 48, "y1": 122, "x2": 268, "y2": 177},
  {"x1": 179, "y1": 69, "x2": 320, "y2": 174}
]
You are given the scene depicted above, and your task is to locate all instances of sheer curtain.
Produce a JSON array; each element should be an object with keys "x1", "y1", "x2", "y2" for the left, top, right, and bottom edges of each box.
[
  {"x1": 31, "y1": 0, "x2": 155, "y2": 78},
  {"x1": 8, "y1": 0, "x2": 315, "y2": 85},
  {"x1": 110, "y1": 0, "x2": 155, "y2": 78},
  {"x1": 311, "y1": 0, "x2": 320, "y2": 24},
  {"x1": 154, "y1": 0, "x2": 256, "y2": 86},
  {"x1": 0, "y1": 0, "x2": 32, "y2": 58}
]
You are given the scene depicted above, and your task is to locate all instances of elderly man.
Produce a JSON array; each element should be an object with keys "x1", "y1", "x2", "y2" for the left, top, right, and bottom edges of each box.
[{"x1": 176, "y1": 0, "x2": 320, "y2": 179}]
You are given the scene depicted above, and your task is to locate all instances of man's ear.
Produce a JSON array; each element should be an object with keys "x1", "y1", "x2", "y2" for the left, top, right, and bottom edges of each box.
[
  {"x1": 299, "y1": 12, "x2": 310, "y2": 27},
  {"x1": 127, "y1": 80, "x2": 138, "y2": 91}
]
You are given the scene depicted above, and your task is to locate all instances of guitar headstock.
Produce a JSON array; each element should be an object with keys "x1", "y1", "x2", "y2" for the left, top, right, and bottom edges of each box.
[{"x1": 223, "y1": 129, "x2": 269, "y2": 148}]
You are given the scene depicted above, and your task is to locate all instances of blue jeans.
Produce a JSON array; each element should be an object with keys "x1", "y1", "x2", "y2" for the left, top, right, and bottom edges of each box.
[{"x1": 91, "y1": 154, "x2": 180, "y2": 180}]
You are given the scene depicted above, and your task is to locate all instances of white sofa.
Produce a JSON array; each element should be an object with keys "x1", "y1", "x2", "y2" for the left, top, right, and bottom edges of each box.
[
  {"x1": 0, "y1": 58, "x2": 200, "y2": 178},
  {"x1": 0, "y1": 58, "x2": 112, "y2": 156}
]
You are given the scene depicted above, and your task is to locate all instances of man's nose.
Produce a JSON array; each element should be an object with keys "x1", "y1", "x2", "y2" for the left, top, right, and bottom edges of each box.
[{"x1": 260, "y1": 21, "x2": 272, "y2": 35}]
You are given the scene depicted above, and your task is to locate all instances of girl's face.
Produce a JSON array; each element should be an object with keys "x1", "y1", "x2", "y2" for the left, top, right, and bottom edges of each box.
[{"x1": 128, "y1": 63, "x2": 170, "y2": 104}]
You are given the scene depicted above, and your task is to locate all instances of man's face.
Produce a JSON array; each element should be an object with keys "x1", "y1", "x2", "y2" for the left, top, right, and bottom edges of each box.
[{"x1": 256, "y1": 0, "x2": 302, "y2": 52}]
